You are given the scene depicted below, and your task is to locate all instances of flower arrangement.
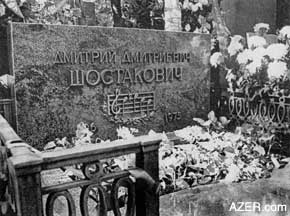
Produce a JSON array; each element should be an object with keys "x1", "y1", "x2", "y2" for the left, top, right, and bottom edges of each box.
[
  {"x1": 42, "y1": 113, "x2": 288, "y2": 195},
  {"x1": 210, "y1": 23, "x2": 290, "y2": 148},
  {"x1": 179, "y1": 0, "x2": 213, "y2": 33},
  {"x1": 211, "y1": 23, "x2": 290, "y2": 97}
]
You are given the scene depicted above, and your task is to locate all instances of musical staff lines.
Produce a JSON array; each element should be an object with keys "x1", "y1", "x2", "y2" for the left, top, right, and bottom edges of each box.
[{"x1": 107, "y1": 90, "x2": 155, "y2": 116}]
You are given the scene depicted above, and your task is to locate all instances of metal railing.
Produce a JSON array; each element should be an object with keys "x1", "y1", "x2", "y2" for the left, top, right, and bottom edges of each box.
[
  {"x1": 229, "y1": 91, "x2": 290, "y2": 130},
  {"x1": 0, "y1": 114, "x2": 162, "y2": 216}
]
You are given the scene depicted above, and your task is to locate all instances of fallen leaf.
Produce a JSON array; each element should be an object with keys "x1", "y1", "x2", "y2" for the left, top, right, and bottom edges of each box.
[
  {"x1": 175, "y1": 179, "x2": 190, "y2": 189},
  {"x1": 253, "y1": 145, "x2": 266, "y2": 156},
  {"x1": 219, "y1": 116, "x2": 230, "y2": 126},
  {"x1": 259, "y1": 135, "x2": 275, "y2": 143},
  {"x1": 207, "y1": 111, "x2": 217, "y2": 123},
  {"x1": 44, "y1": 141, "x2": 56, "y2": 151},
  {"x1": 271, "y1": 156, "x2": 280, "y2": 169},
  {"x1": 202, "y1": 120, "x2": 212, "y2": 127},
  {"x1": 221, "y1": 164, "x2": 240, "y2": 183},
  {"x1": 192, "y1": 117, "x2": 205, "y2": 125}
]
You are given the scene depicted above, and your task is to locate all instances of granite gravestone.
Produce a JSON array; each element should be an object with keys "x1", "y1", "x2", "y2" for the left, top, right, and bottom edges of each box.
[{"x1": 8, "y1": 22, "x2": 210, "y2": 148}]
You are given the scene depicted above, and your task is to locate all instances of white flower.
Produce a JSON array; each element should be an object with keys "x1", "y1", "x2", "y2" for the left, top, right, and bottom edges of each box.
[
  {"x1": 117, "y1": 126, "x2": 135, "y2": 139},
  {"x1": 75, "y1": 122, "x2": 93, "y2": 145},
  {"x1": 250, "y1": 47, "x2": 267, "y2": 60},
  {"x1": 189, "y1": 2, "x2": 202, "y2": 12},
  {"x1": 267, "y1": 61, "x2": 287, "y2": 80},
  {"x1": 201, "y1": 141, "x2": 216, "y2": 151},
  {"x1": 266, "y1": 43, "x2": 288, "y2": 60},
  {"x1": 75, "y1": 122, "x2": 91, "y2": 138},
  {"x1": 247, "y1": 36, "x2": 267, "y2": 49},
  {"x1": 226, "y1": 69, "x2": 236, "y2": 82},
  {"x1": 221, "y1": 164, "x2": 240, "y2": 183},
  {"x1": 35, "y1": 0, "x2": 46, "y2": 11},
  {"x1": 246, "y1": 60, "x2": 262, "y2": 74},
  {"x1": 279, "y1": 26, "x2": 290, "y2": 40},
  {"x1": 185, "y1": 24, "x2": 191, "y2": 32},
  {"x1": 182, "y1": 0, "x2": 190, "y2": 9},
  {"x1": 117, "y1": 128, "x2": 133, "y2": 139},
  {"x1": 199, "y1": 0, "x2": 209, "y2": 5},
  {"x1": 64, "y1": 10, "x2": 72, "y2": 18},
  {"x1": 253, "y1": 23, "x2": 270, "y2": 34},
  {"x1": 174, "y1": 126, "x2": 195, "y2": 142},
  {"x1": 210, "y1": 52, "x2": 223, "y2": 67},
  {"x1": 0, "y1": 4, "x2": 5, "y2": 17},
  {"x1": 227, "y1": 42, "x2": 243, "y2": 56},
  {"x1": 231, "y1": 35, "x2": 244, "y2": 43},
  {"x1": 237, "y1": 49, "x2": 252, "y2": 64},
  {"x1": 0, "y1": 74, "x2": 14, "y2": 88},
  {"x1": 227, "y1": 35, "x2": 244, "y2": 56},
  {"x1": 46, "y1": 5, "x2": 56, "y2": 15}
]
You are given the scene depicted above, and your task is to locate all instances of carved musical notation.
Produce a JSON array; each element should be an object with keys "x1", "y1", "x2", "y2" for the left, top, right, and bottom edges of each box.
[{"x1": 107, "y1": 90, "x2": 155, "y2": 116}]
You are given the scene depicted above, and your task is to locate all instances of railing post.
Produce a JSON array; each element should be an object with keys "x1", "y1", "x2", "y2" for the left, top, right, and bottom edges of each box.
[
  {"x1": 135, "y1": 140, "x2": 160, "y2": 216},
  {"x1": 9, "y1": 145, "x2": 43, "y2": 216}
]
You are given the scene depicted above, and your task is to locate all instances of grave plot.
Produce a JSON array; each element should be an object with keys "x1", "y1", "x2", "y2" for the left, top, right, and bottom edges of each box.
[
  {"x1": 8, "y1": 22, "x2": 210, "y2": 149},
  {"x1": 7, "y1": 22, "x2": 289, "y2": 195},
  {"x1": 1, "y1": 8, "x2": 290, "y2": 216}
]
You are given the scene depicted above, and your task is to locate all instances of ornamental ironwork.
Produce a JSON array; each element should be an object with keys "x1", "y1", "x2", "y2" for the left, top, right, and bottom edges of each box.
[{"x1": 229, "y1": 91, "x2": 290, "y2": 131}]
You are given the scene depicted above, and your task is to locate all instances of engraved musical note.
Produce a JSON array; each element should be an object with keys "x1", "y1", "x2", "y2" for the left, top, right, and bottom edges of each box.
[
  {"x1": 147, "y1": 99, "x2": 153, "y2": 115},
  {"x1": 122, "y1": 96, "x2": 129, "y2": 115},
  {"x1": 139, "y1": 96, "x2": 146, "y2": 114},
  {"x1": 111, "y1": 89, "x2": 121, "y2": 115},
  {"x1": 107, "y1": 90, "x2": 155, "y2": 116},
  {"x1": 133, "y1": 93, "x2": 139, "y2": 112}
]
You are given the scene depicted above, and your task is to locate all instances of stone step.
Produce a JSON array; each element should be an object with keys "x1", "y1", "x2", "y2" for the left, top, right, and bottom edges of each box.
[{"x1": 160, "y1": 163, "x2": 290, "y2": 216}]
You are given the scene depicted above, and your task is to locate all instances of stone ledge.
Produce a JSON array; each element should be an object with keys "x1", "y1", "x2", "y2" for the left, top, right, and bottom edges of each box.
[{"x1": 160, "y1": 163, "x2": 290, "y2": 216}]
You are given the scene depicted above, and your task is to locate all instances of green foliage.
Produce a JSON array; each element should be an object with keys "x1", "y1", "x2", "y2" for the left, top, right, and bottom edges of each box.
[
  {"x1": 0, "y1": 0, "x2": 113, "y2": 26},
  {"x1": 111, "y1": 0, "x2": 164, "y2": 29},
  {"x1": 179, "y1": 0, "x2": 213, "y2": 33}
]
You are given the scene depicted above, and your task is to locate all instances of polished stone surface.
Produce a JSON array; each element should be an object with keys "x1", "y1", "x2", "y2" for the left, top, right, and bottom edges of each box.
[{"x1": 9, "y1": 23, "x2": 210, "y2": 148}]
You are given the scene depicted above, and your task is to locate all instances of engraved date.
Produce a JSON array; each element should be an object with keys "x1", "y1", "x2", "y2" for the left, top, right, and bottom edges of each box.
[{"x1": 164, "y1": 112, "x2": 181, "y2": 123}]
